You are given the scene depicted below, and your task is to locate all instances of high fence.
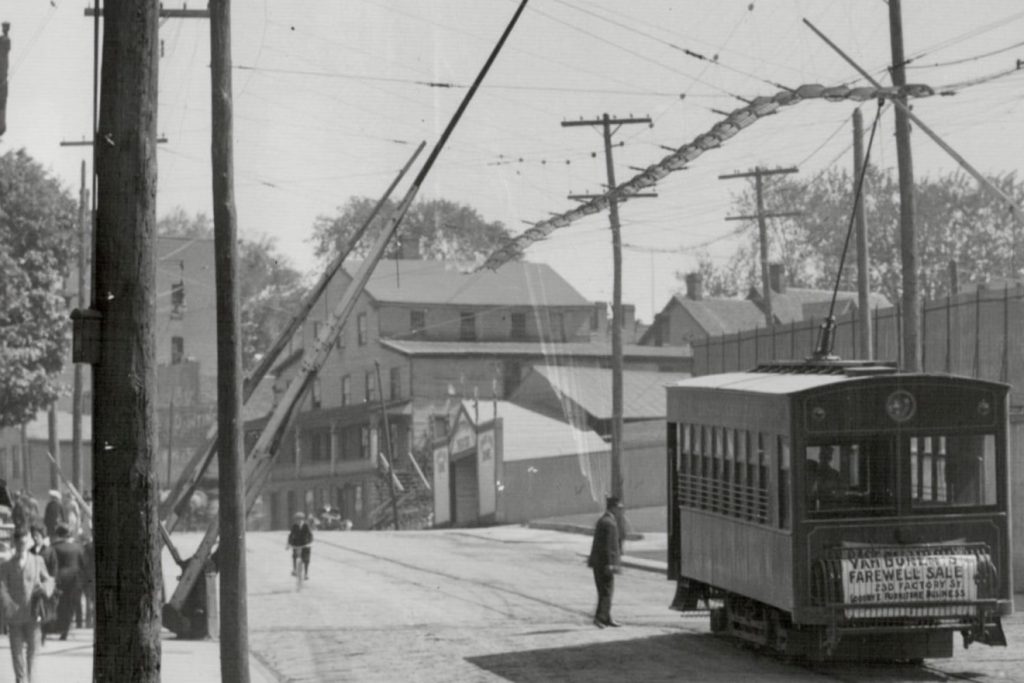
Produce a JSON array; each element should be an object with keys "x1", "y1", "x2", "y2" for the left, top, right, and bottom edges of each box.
[{"x1": 693, "y1": 285, "x2": 1024, "y2": 405}]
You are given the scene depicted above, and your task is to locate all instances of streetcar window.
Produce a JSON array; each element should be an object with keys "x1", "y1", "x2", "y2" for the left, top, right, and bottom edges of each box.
[
  {"x1": 911, "y1": 434, "x2": 997, "y2": 508},
  {"x1": 805, "y1": 440, "x2": 895, "y2": 515}
]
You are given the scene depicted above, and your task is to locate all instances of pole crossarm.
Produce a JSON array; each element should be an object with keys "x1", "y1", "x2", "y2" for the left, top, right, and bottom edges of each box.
[
  {"x1": 85, "y1": 7, "x2": 210, "y2": 18},
  {"x1": 725, "y1": 212, "x2": 802, "y2": 221},
  {"x1": 803, "y1": 18, "x2": 1024, "y2": 217},
  {"x1": 478, "y1": 82, "x2": 936, "y2": 271}
]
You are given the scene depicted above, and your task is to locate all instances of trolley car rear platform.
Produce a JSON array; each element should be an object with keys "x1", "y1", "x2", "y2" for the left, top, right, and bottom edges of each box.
[{"x1": 666, "y1": 361, "x2": 1013, "y2": 661}]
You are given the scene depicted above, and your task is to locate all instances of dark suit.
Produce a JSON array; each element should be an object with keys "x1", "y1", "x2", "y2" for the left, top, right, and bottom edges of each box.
[
  {"x1": 51, "y1": 537, "x2": 87, "y2": 638},
  {"x1": 587, "y1": 510, "x2": 620, "y2": 624}
]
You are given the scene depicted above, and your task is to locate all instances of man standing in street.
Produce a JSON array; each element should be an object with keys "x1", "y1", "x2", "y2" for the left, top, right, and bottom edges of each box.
[
  {"x1": 587, "y1": 496, "x2": 622, "y2": 628},
  {"x1": 0, "y1": 526, "x2": 55, "y2": 682},
  {"x1": 50, "y1": 524, "x2": 86, "y2": 640}
]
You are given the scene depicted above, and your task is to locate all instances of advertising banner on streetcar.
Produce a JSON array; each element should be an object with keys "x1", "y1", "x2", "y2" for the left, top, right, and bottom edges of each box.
[{"x1": 841, "y1": 547, "x2": 980, "y2": 618}]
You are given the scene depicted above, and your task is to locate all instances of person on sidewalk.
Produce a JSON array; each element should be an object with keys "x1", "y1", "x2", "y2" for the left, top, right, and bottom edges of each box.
[
  {"x1": 43, "y1": 491, "x2": 65, "y2": 540},
  {"x1": 0, "y1": 526, "x2": 56, "y2": 683},
  {"x1": 50, "y1": 524, "x2": 86, "y2": 640},
  {"x1": 28, "y1": 525, "x2": 58, "y2": 642},
  {"x1": 587, "y1": 496, "x2": 622, "y2": 628},
  {"x1": 287, "y1": 512, "x2": 313, "y2": 580}
]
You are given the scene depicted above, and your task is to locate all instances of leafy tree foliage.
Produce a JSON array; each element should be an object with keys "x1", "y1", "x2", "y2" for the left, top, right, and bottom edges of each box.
[
  {"x1": 0, "y1": 150, "x2": 76, "y2": 428},
  {"x1": 691, "y1": 167, "x2": 1024, "y2": 303},
  {"x1": 310, "y1": 196, "x2": 516, "y2": 263},
  {"x1": 157, "y1": 208, "x2": 306, "y2": 370}
]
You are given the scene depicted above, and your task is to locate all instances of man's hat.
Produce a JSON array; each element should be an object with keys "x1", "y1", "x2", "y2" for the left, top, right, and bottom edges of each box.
[
  {"x1": 48, "y1": 489, "x2": 61, "y2": 499},
  {"x1": 293, "y1": 512, "x2": 305, "y2": 520},
  {"x1": 606, "y1": 495, "x2": 622, "y2": 508},
  {"x1": 55, "y1": 523, "x2": 70, "y2": 538}
]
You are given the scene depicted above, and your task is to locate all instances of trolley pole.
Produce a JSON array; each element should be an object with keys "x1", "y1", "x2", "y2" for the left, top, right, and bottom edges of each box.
[
  {"x1": 562, "y1": 113, "x2": 653, "y2": 515},
  {"x1": 889, "y1": 0, "x2": 920, "y2": 372},
  {"x1": 721, "y1": 167, "x2": 800, "y2": 327},
  {"x1": 853, "y1": 109, "x2": 873, "y2": 359}
]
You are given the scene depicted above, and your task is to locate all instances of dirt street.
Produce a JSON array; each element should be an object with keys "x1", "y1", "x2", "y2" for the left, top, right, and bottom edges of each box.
[{"x1": 208, "y1": 526, "x2": 1024, "y2": 682}]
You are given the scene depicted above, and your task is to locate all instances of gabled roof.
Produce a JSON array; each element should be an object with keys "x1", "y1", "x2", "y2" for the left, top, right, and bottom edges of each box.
[
  {"x1": 521, "y1": 366, "x2": 690, "y2": 420},
  {"x1": 344, "y1": 259, "x2": 590, "y2": 307},
  {"x1": 380, "y1": 339, "x2": 690, "y2": 360},
  {"x1": 749, "y1": 286, "x2": 890, "y2": 324},
  {"x1": 672, "y1": 294, "x2": 768, "y2": 336},
  {"x1": 459, "y1": 399, "x2": 608, "y2": 462}
]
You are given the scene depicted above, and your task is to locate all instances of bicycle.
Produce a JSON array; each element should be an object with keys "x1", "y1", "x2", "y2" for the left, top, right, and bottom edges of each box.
[{"x1": 289, "y1": 543, "x2": 311, "y2": 592}]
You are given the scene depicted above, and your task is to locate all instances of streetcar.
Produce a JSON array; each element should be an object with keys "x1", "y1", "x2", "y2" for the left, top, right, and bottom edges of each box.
[{"x1": 665, "y1": 359, "x2": 1012, "y2": 660}]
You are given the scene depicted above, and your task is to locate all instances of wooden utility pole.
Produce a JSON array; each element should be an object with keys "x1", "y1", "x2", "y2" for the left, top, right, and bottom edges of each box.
[
  {"x1": 73, "y1": 161, "x2": 88, "y2": 492},
  {"x1": 92, "y1": 0, "x2": 161, "y2": 679},
  {"x1": 889, "y1": 0, "x2": 919, "y2": 371},
  {"x1": 374, "y1": 360, "x2": 400, "y2": 530},
  {"x1": 0, "y1": 22, "x2": 9, "y2": 137},
  {"x1": 210, "y1": 0, "x2": 250, "y2": 679},
  {"x1": 562, "y1": 113, "x2": 652, "y2": 511},
  {"x1": 853, "y1": 109, "x2": 873, "y2": 359},
  {"x1": 721, "y1": 167, "x2": 800, "y2": 326},
  {"x1": 47, "y1": 403, "x2": 59, "y2": 489}
]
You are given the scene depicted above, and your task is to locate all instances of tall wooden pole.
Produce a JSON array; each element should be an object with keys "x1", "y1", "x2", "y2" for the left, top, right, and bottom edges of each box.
[
  {"x1": 562, "y1": 113, "x2": 652, "y2": 515},
  {"x1": 47, "y1": 402, "x2": 59, "y2": 490},
  {"x1": 93, "y1": 0, "x2": 162, "y2": 679},
  {"x1": 73, "y1": 160, "x2": 88, "y2": 493},
  {"x1": 210, "y1": 0, "x2": 250, "y2": 679},
  {"x1": 374, "y1": 361, "x2": 400, "y2": 530},
  {"x1": 721, "y1": 167, "x2": 801, "y2": 327},
  {"x1": 889, "y1": 0, "x2": 919, "y2": 371},
  {"x1": 853, "y1": 109, "x2": 873, "y2": 359}
]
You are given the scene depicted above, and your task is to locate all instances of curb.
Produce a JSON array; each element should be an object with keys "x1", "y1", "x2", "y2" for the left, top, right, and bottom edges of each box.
[
  {"x1": 574, "y1": 551, "x2": 666, "y2": 575},
  {"x1": 527, "y1": 521, "x2": 645, "y2": 541}
]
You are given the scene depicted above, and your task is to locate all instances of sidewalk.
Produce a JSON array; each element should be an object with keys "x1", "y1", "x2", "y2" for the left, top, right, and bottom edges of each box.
[
  {"x1": 527, "y1": 506, "x2": 669, "y2": 575},
  {"x1": 0, "y1": 627, "x2": 278, "y2": 682}
]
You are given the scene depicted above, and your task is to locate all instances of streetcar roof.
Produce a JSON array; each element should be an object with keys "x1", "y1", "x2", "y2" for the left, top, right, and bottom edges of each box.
[{"x1": 667, "y1": 371, "x2": 864, "y2": 395}]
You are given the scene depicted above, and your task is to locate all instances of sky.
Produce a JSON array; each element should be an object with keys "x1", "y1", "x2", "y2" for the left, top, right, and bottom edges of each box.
[{"x1": 3, "y1": 1, "x2": 1023, "y2": 323}]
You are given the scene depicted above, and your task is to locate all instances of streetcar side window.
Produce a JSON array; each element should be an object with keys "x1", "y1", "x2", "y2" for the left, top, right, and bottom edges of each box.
[
  {"x1": 778, "y1": 436, "x2": 790, "y2": 530},
  {"x1": 912, "y1": 434, "x2": 997, "y2": 508}
]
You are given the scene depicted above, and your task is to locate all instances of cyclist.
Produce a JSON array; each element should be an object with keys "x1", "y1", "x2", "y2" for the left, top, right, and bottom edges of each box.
[{"x1": 286, "y1": 512, "x2": 313, "y2": 580}]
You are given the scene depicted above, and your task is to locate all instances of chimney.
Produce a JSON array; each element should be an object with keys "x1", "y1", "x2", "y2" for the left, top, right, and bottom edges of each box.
[
  {"x1": 684, "y1": 272, "x2": 703, "y2": 301},
  {"x1": 769, "y1": 262, "x2": 786, "y2": 293}
]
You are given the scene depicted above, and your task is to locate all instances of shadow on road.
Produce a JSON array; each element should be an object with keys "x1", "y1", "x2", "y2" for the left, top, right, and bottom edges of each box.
[{"x1": 466, "y1": 632, "x2": 979, "y2": 682}]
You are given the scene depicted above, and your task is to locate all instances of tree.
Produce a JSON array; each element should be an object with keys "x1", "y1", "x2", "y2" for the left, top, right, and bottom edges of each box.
[
  {"x1": 0, "y1": 149, "x2": 76, "y2": 429},
  {"x1": 310, "y1": 196, "x2": 516, "y2": 263},
  {"x1": 701, "y1": 167, "x2": 1024, "y2": 303},
  {"x1": 157, "y1": 208, "x2": 307, "y2": 369}
]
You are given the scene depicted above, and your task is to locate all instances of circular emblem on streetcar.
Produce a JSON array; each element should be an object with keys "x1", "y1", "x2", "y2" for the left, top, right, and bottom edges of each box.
[
  {"x1": 886, "y1": 390, "x2": 916, "y2": 423},
  {"x1": 811, "y1": 406, "x2": 827, "y2": 422},
  {"x1": 977, "y1": 399, "x2": 992, "y2": 417}
]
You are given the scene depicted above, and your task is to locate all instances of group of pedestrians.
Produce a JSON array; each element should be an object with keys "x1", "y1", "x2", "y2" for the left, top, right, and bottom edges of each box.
[{"x1": 0, "y1": 485, "x2": 94, "y2": 683}]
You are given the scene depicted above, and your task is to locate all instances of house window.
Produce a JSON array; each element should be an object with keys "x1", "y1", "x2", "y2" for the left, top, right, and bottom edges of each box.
[
  {"x1": 357, "y1": 313, "x2": 368, "y2": 345},
  {"x1": 340, "y1": 425, "x2": 362, "y2": 461},
  {"x1": 171, "y1": 336, "x2": 184, "y2": 365},
  {"x1": 309, "y1": 430, "x2": 331, "y2": 463},
  {"x1": 365, "y1": 371, "x2": 376, "y2": 402},
  {"x1": 432, "y1": 415, "x2": 449, "y2": 440},
  {"x1": 389, "y1": 366, "x2": 402, "y2": 400},
  {"x1": 341, "y1": 375, "x2": 351, "y2": 406},
  {"x1": 460, "y1": 311, "x2": 476, "y2": 341},
  {"x1": 360, "y1": 425, "x2": 370, "y2": 459},
  {"x1": 503, "y1": 360, "x2": 522, "y2": 396},
  {"x1": 311, "y1": 378, "x2": 322, "y2": 409},
  {"x1": 313, "y1": 321, "x2": 323, "y2": 345},
  {"x1": 510, "y1": 312, "x2": 526, "y2": 340},
  {"x1": 550, "y1": 312, "x2": 565, "y2": 342},
  {"x1": 355, "y1": 484, "x2": 364, "y2": 515},
  {"x1": 411, "y1": 310, "x2": 426, "y2": 336}
]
